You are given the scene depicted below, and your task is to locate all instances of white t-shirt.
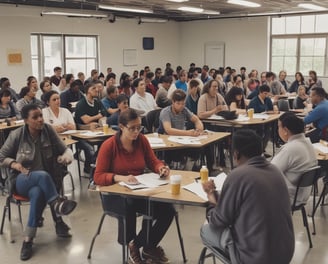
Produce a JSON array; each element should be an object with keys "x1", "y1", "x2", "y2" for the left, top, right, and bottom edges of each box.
[
  {"x1": 42, "y1": 107, "x2": 75, "y2": 126},
  {"x1": 129, "y1": 92, "x2": 157, "y2": 115}
]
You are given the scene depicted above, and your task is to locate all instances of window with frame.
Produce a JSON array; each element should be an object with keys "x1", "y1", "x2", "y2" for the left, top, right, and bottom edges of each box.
[
  {"x1": 271, "y1": 14, "x2": 328, "y2": 77},
  {"x1": 30, "y1": 34, "x2": 98, "y2": 81}
]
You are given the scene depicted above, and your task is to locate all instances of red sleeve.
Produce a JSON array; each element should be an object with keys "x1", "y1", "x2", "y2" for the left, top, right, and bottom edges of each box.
[
  {"x1": 94, "y1": 137, "x2": 116, "y2": 186},
  {"x1": 140, "y1": 134, "x2": 164, "y2": 173}
]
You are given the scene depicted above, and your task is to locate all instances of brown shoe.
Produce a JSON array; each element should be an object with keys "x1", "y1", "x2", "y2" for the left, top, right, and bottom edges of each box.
[
  {"x1": 128, "y1": 240, "x2": 143, "y2": 264},
  {"x1": 142, "y1": 246, "x2": 170, "y2": 263}
]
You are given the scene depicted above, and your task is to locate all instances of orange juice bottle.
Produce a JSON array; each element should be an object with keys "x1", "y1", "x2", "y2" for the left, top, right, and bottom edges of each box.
[{"x1": 200, "y1": 165, "x2": 209, "y2": 183}]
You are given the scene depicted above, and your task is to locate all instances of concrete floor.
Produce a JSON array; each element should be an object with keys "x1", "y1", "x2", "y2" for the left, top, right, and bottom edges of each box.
[{"x1": 1, "y1": 159, "x2": 328, "y2": 264}]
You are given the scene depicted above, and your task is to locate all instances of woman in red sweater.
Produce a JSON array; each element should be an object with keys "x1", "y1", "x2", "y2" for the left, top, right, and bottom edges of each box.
[{"x1": 94, "y1": 108, "x2": 173, "y2": 264}]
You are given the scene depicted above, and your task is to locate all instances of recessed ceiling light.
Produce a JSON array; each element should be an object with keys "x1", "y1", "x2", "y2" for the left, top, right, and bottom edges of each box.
[
  {"x1": 227, "y1": 0, "x2": 261, "y2": 8},
  {"x1": 178, "y1": 6, "x2": 204, "y2": 13},
  {"x1": 298, "y1": 3, "x2": 327, "y2": 11},
  {"x1": 98, "y1": 4, "x2": 153, "y2": 14}
]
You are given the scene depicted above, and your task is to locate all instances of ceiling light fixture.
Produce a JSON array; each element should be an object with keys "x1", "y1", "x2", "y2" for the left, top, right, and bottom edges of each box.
[
  {"x1": 227, "y1": 0, "x2": 261, "y2": 8},
  {"x1": 41, "y1": 11, "x2": 108, "y2": 18},
  {"x1": 98, "y1": 4, "x2": 153, "y2": 14},
  {"x1": 178, "y1": 6, "x2": 204, "y2": 13},
  {"x1": 203, "y1": 10, "x2": 220, "y2": 15},
  {"x1": 298, "y1": 3, "x2": 327, "y2": 11},
  {"x1": 139, "y1": 18, "x2": 168, "y2": 23}
]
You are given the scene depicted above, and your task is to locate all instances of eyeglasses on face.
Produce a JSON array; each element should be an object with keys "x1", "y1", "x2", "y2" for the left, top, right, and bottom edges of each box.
[{"x1": 125, "y1": 125, "x2": 144, "y2": 133}]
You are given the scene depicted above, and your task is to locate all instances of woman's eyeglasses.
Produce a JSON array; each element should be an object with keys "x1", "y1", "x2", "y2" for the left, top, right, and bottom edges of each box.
[{"x1": 125, "y1": 125, "x2": 144, "y2": 133}]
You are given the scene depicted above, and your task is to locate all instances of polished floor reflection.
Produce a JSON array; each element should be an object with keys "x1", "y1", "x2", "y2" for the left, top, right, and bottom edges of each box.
[{"x1": 1, "y1": 160, "x2": 328, "y2": 264}]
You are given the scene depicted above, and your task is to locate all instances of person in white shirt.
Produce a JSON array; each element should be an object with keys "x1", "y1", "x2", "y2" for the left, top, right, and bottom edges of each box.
[{"x1": 129, "y1": 78, "x2": 157, "y2": 116}]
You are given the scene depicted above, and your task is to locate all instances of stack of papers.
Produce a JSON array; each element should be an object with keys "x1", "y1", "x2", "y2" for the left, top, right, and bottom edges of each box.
[
  {"x1": 78, "y1": 130, "x2": 106, "y2": 137},
  {"x1": 313, "y1": 142, "x2": 328, "y2": 154},
  {"x1": 182, "y1": 172, "x2": 227, "y2": 201},
  {"x1": 208, "y1": 115, "x2": 224, "y2": 120},
  {"x1": 253, "y1": 113, "x2": 269, "y2": 119},
  {"x1": 119, "y1": 172, "x2": 169, "y2": 190},
  {"x1": 147, "y1": 137, "x2": 166, "y2": 148}
]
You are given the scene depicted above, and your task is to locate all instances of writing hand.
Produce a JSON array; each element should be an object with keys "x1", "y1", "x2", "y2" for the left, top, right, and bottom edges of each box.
[
  {"x1": 125, "y1": 175, "x2": 139, "y2": 185},
  {"x1": 159, "y1": 165, "x2": 170, "y2": 178}
]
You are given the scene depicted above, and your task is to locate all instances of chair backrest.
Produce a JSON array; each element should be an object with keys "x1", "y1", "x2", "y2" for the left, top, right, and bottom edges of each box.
[
  {"x1": 292, "y1": 166, "x2": 321, "y2": 206},
  {"x1": 277, "y1": 99, "x2": 290, "y2": 112},
  {"x1": 145, "y1": 109, "x2": 162, "y2": 133}
]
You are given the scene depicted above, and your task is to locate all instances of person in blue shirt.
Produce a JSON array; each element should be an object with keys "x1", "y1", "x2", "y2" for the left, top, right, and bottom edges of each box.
[
  {"x1": 248, "y1": 84, "x2": 273, "y2": 113},
  {"x1": 101, "y1": 85, "x2": 118, "y2": 117},
  {"x1": 304, "y1": 87, "x2": 328, "y2": 142},
  {"x1": 175, "y1": 70, "x2": 188, "y2": 92}
]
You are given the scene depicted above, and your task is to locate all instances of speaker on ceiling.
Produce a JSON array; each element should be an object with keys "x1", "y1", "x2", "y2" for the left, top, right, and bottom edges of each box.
[{"x1": 143, "y1": 37, "x2": 154, "y2": 50}]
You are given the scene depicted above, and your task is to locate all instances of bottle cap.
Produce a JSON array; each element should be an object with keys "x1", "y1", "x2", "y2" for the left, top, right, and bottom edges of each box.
[{"x1": 202, "y1": 165, "x2": 207, "y2": 168}]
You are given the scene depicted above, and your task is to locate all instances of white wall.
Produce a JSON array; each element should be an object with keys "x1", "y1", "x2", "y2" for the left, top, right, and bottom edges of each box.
[
  {"x1": 179, "y1": 17, "x2": 269, "y2": 73},
  {"x1": 5, "y1": 5, "x2": 312, "y2": 91}
]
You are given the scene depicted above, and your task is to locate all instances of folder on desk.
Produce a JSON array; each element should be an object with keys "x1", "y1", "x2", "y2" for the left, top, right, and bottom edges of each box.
[{"x1": 182, "y1": 172, "x2": 227, "y2": 201}]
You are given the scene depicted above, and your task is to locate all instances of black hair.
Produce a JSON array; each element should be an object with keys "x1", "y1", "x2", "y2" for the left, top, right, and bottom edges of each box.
[
  {"x1": 65, "y1": 74, "x2": 74, "y2": 84},
  {"x1": 225, "y1": 86, "x2": 245, "y2": 109},
  {"x1": 117, "y1": 94, "x2": 129, "y2": 104},
  {"x1": 43, "y1": 90, "x2": 59, "y2": 104},
  {"x1": 240, "y1": 66, "x2": 246, "y2": 71},
  {"x1": 279, "y1": 112, "x2": 304, "y2": 135},
  {"x1": 159, "y1": 75, "x2": 172, "y2": 84},
  {"x1": 172, "y1": 89, "x2": 187, "y2": 102},
  {"x1": 189, "y1": 79, "x2": 200, "y2": 88},
  {"x1": 0, "y1": 77, "x2": 9, "y2": 88},
  {"x1": 106, "y1": 73, "x2": 116, "y2": 82},
  {"x1": 132, "y1": 78, "x2": 143, "y2": 89},
  {"x1": 121, "y1": 79, "x2": 131, "y2": 89},
  {"x1": 106, "y1": 85, "x2": 117, "y2": 95},
  {"x1": 259, "y1": 84, "x2": 270, "y2": 93},
  {"x1": 202, "y1": 79, "x2": 218, "y2": 95},
  {"x1": 146, "y1": 72, "x2": 154, "y2": 79},
  {"x1": 27, "y1": 76, "x2": 36, "y2": 86},
  {"x1": 19, "y1": 86, "x2": 30, "y2": 98},
  {"x1": 0, "y1": 89, "x2": 11, "y2": 99},
  {"x1": 311, "y1": 87, "x2": 327, "y2": 98},
  {"x1": 232, "y1": 129, "x2": 263, "y2": 158},
  {"x1": 71, "y1": 79, "x2": 83, "y2": 90},
  {"x1": 21, "y1": 104, "x2": 41, "y2": 119},
  {"x1": 118, "y1": 108, "x2": 139, "y2": 126},
  {"x1": 54, "y1": 66, "x2": 62, "y2": 72},
  {"x1": 84, "y1": 83, "x2": 95, "y2": 94},
  {"x1": 98, "y1": 72, "x2": 105, "y2": 79},
  {"x1": 40, "y1": 80, "x2": 50, "y2": 92},
  {"x1": 233, "y1": 74, "x2": 242, "y2": 83}
]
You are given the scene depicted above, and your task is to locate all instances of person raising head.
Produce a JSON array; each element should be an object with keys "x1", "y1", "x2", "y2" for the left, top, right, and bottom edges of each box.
[{"x1": 94, "y1": 108, "x2": 174, "y2": 264}]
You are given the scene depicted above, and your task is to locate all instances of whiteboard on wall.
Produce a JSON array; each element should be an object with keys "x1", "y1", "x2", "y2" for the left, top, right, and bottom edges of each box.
[{"x1": 204, "y1": 42, "x2": 225, "y2": 69}]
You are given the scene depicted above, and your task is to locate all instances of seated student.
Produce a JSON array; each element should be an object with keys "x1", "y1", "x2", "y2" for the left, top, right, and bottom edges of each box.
[
  {"x1": 304, "y1": 87, "x2": 328, "y2": 142},
  {"x1": 107, "y1": 94, "x2": 129, "y2": 127},
  {"x1": 16, "y1": 85, "x2": 45, "y2": 112},
  {"x1": 145, "y1": 71, "x2": 157, "y2": 98},
  {"x1": 0, "y1": 77, "x2": 20, "y2": 103},
  {"x1": 201, "y1": 129, "x2": 294, "y2": 264},
  {"x1": 130, "y1": 78, "x2": 157, "y2": 116},
  {"x1": 0, "y1": 104, "x2": 77, "y2": 261},
  {"x1": 185, "y1": 79, "x2": 201, "y2": 116},
  {"x1": 101, "y1": 85, "x2": 118, "y2": 116},
  {"x1": 248, "y1": 84, "x2": 274, "y2": 113},
  {"x1": 175, "y1": 70, "x2": 188, "y2": 92},
  {"x1": 0, "y1": 89, "x2": 20, "y2": 120},
  {"x1": 155, "y1": 75, "x2": 173, "y2": 108},
  {"x1": 158, "y1": 89, "x2": 203, "y2": 136},
  {"x1": 272, "y1": 112, "x2": 317, "y2": 205},
  {"x1": 94, "y1": 108, "x2": 174, "y2": 264},
  {"x1": 94, "y1": 80, "x2": 106, "y2": 100},
  {"x1": 293, "y1": 85, "x2": 309, "y2": 109},
  {"x1": 39, "y1": 80, "x2": 52, "y2": 103},
  {"x1": 197, "y1": 79, "x2": 228, "y2": 119},
  {"x1": 75, "y1": 83, "x2": 107, "y2": 174},
  {"x1": 119, "y1": 79, "x2": 134, "y2": 98},
  {"x1": 60, "y1": 80, "x2": 83, "y2": 112},
  {"x1": 224, "y1": 86, "x2": 247, "y2": 114}
]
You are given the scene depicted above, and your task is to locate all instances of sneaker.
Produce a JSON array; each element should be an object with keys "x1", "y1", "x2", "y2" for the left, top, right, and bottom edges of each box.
[
  {"x1": 142, "y1": 246, "x2": 170, "y2": 264},
  {"x1": 20, "y1": 241, "x2": 33, "y2": 261},
  {"x1": 52, "y1": 197, "x2": 77, "y2": 216},
  {"x1": 37, "y1": 216, "x2": 44, "y2": 227},
  {"x1": 128, "y1": 240, "x2": 143, "y2": 264},
  {"x1": 56, "y1": 221, "x2": 72, "y2": 238}
]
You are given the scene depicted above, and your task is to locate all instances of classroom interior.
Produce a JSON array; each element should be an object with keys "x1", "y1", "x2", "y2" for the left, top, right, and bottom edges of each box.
[{"x1": 1, "y1": 3, "x2": 328, "y2": 264}]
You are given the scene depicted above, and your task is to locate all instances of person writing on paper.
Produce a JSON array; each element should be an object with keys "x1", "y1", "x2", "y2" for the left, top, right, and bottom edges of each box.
[
  {"x1": 158, "y1": 89, "x2": 203, "y2": 135},
  {"x1": 201, "y1": 129, "x2": 294, "y2": 264},
  {"x1": 94, "y1": 108, "x2": 174, "y2": 264},
  {"x1": 271, "y1": 112, "x2": 317, "y2": 205}
]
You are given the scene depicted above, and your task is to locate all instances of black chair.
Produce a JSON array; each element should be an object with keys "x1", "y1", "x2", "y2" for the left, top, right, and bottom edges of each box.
[
  {"x1": 87, "y1": 192, "x2": 187, "y2": 263},
  {"x1": 277, "y1": 99, "x2": 290, "y2": 112},
  {"x1": 145, "y1": 109, "x2": 161, "y2": 133},
  {"x1": 198, "y1": 246, "x2": 231, "y2": 264},
  {"x1": 291, "y1": 166, "x2": 321, "y2": 248}
]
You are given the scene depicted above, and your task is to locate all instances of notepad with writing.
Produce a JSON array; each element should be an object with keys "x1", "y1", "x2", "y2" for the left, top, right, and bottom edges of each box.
[
  {"x1": 182, "y1": 172, "x2": 227, "y2": 201},
  {"x1": 119, "y1": 172, "x2": 169, "y2": 190}
]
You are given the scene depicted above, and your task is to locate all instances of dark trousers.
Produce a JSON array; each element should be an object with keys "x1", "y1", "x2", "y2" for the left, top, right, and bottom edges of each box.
[{"x1": 102, "y1": 195, "x2": 175, "y2": 248}]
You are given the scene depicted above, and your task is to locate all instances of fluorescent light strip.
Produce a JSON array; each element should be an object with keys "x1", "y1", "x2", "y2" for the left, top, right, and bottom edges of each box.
[
  {"x1": 203, "y1": 10, "x2": 220, "y2": 15},
  {"x1": 140, "y1": 18, "x2": 168, "y2": 23},
  {"x1": 228, "y1": 0, "x2": 261, "y2": 8},
  {"x1": 178, "y1": 6, "x2": 204, "y2": 13},
  {"x1": 99, "y1": 4, "x2": 153, "y2": 14},
  {"x1": 298, "y1": 3, "x2": 327, "y2": 11},
  {"x1": 41, "y1": 11, "x2": 107, "y2": 18}
]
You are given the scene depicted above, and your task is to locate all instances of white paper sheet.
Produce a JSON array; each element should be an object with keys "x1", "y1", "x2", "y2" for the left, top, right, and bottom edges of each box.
[
  {"x1": 119, "y1": 172, "x2": 169, "y2": 190},
  {"x1": 182, "y1": 172, "x2": 227, "y2": 201},
  {"x1": 167, "y1": 136, "x2": 206, "y2": 145},
  {"x1": 313, "y1": 143, "x2": 328, "y2": 154}
]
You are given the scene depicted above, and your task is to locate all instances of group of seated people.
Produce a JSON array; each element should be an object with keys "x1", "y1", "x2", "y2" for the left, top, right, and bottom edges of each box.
[{"x1": 0, "y1": 63, "x2": 327, "y2": 263}]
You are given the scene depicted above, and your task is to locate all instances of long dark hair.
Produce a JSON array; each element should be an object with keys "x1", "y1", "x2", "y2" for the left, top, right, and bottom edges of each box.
[{"x1": 225, "y1": 86, "x2": 246, "y2": 109}]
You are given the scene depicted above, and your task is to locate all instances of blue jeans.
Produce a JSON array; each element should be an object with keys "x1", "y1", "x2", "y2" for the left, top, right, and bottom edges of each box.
[
  {"x1": 15, "y1": 170, "x2": 58, "y2": 229},
  {"x1": 76, "y1": 140, "x2": 96, "y2": 168}
]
